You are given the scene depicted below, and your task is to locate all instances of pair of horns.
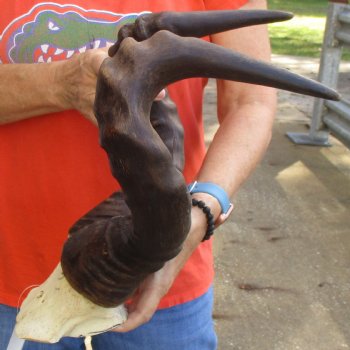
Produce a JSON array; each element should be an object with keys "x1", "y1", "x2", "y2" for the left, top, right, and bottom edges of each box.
[{"x1": 108, "y1": 10, "x2": 340, "y2": 101}]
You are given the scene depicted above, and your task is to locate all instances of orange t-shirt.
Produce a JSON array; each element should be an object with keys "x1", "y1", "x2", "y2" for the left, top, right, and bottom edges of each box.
[{"x1": 0, "y1": 0, "x2": 248, "y2": 308}]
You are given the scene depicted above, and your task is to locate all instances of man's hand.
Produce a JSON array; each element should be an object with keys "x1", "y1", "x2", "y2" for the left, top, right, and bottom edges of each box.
[
  {"x1": 114, "y1": 193, "x2": 221, "y2": 333},
  {"x1": 57, "y1": 49, "x2": 166, "y2": 125},
  {"x1": 0, "y1": 48, "x2": 108, "y2": 124},
  {"x1": 0, "y1": 48, "x2": 165, "y2": 125},
  {"x1": 52, "y1": 48, "x2": 109, "y2": 124}
]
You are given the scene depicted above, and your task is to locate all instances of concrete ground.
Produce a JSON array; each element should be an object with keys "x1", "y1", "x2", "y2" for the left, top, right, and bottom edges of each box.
[{"x1": 203, "y1": 56, "x2": 350, "y2": 350}]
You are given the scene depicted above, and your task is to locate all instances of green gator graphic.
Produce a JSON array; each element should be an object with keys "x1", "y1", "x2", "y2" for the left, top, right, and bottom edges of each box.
[{"x1": 2, "y1": 4, "x2": 141, "y2": 63}]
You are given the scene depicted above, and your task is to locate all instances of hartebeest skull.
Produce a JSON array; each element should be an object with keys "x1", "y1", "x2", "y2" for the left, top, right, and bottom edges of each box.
[{"x1": 16, "y1": 10, "x2": 339, "y2": 342}]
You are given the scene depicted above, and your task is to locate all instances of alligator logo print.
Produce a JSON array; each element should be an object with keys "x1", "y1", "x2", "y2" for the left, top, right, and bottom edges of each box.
[{"x1": 0, "y1": 3, "x2": 145, "y2": 63}]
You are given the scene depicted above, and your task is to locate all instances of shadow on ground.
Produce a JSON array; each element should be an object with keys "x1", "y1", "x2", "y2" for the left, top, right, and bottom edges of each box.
[{"x1": 204, "y1": 55, "x2": 350, "y2": 350}]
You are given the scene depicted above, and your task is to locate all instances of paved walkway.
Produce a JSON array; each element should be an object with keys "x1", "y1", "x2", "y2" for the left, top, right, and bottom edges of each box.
[{"x1": 204, "y1": 55, "x2": 350, "y2": 350}]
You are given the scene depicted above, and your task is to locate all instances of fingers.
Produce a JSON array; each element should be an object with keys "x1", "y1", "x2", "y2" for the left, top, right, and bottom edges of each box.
[
  {"x1": 155, "y1": 89, "x2": 166, "y2": 100},
  {"x1": 74, "y1": 47, "x2": 165, "y2": 125},
  {"x1": 114, "y1": 292, "x2": 159, "y2": 332},
  {"x1": 84, "y1": 111, "x2": 98, "y2": 125},
  {"x1": 87, "y1": 48, "x2": 110, "y2": 76},
  {"x1": 63, "y1": 48, "x2": 109, "y2": 123},
  {"x1": 108, "y1": 10, "x2": 293, "y2": 57},
  {"x1": 113, "y1": 284, "x2": 167, "y2": 333},
  {"x1": 111, "y1": 260, "x2": 176, "y2": 333}
]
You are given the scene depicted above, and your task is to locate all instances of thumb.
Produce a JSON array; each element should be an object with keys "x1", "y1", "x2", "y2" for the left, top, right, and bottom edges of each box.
[{"x1": 90, "y1": 48, "x2": 110, "y2": 76}]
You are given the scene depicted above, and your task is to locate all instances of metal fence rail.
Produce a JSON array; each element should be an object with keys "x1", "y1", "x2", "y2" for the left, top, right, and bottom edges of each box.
[
  {"x1": 287, "y1": 2, "x2": 350, "y2": 148},
  {"x1": 324, "y1": 100, "x2": 350, "y2": 147}
]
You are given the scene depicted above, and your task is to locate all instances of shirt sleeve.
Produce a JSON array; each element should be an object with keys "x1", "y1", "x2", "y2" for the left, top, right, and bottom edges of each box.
[{"x1": 203, "y1": 0, "x2": 248, "y2": 10}]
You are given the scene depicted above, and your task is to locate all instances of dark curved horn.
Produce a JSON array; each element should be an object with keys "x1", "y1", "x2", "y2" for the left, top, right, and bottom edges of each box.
[{"x1": 109, "y1": 10, "x2": 293, "y2": 56}]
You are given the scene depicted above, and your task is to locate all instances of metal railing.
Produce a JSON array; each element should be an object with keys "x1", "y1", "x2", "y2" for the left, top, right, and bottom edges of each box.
[{"x1": 287, "y1": 2, "x2": 350, "y2": 148}]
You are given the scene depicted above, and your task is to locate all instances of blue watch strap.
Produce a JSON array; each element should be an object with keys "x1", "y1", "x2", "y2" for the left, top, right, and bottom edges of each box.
[{"x1": 188, "y1": 181, "x2": 232, "y2": 215}]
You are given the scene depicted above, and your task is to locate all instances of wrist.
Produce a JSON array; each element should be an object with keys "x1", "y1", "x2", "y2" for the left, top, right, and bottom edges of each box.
[
  {"x1": 188, "y1": 193, "x2": 221, "y2": 243},
  {"x1": 185, "y1": 205, "x2": 210, "y2": 249},
  {"x1": 188, "y1": 182, "x2": 234, "y2": 241},
  {"x1": 190, "y1": 192, "x2": 221, "y2": 222},
  {"x1": 188, "y1": 182, "x2": 233, "y2": 225}
]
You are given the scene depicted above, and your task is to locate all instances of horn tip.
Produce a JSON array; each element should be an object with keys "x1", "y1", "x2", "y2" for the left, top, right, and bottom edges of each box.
[
  {"x1": 328, "y1": 91, "x2": 341, "y2": 101},
  {"x1": 285, "y1": 12, "x2": 294, "y2": 20},
  {"x1": 274, "y1": 10, "x2": 294, "y2": 21},
  {"x1": 319, "y1": 85, "x2": 341, "y2": 101},
  {"x1": 313, "y1": 87, "x2": 340, "y2": 101}
]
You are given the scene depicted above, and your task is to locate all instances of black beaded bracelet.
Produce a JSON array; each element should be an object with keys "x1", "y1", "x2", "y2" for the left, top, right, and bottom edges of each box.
[{"x1": 191, "y1": 198, "x2": 215, "y2": 241}]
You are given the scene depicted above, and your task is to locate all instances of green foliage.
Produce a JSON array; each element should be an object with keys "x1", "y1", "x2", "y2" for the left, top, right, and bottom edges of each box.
[
  {"x1": 267, "y1": 0, "x2": 350, "y2": 60},
  {"x1": 268, "y1": 0, "x2": 328, "y2": 17},
  {"x1": 268, "y1": 18, "x2": 325, "y2": 58}
]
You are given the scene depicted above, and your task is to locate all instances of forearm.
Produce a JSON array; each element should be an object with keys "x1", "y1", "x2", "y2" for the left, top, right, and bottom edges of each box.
[
  {"x1": 198, "y1": 98, "x2": 275, "y2": 194},
  {"x1": 0, "y1": 61, "x2": 68, "y2": 124},
  {"x1": 194, "y1": 0, "x2": 276, "y2": 220},
  {"x1": 0, "y1": 49, "x2": 108, "y2": 125}
]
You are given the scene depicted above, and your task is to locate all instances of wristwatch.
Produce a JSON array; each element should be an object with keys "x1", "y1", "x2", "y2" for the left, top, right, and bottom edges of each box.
[{"x1": 188, "y1": 181, "x2": 234, "y2": 225}]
